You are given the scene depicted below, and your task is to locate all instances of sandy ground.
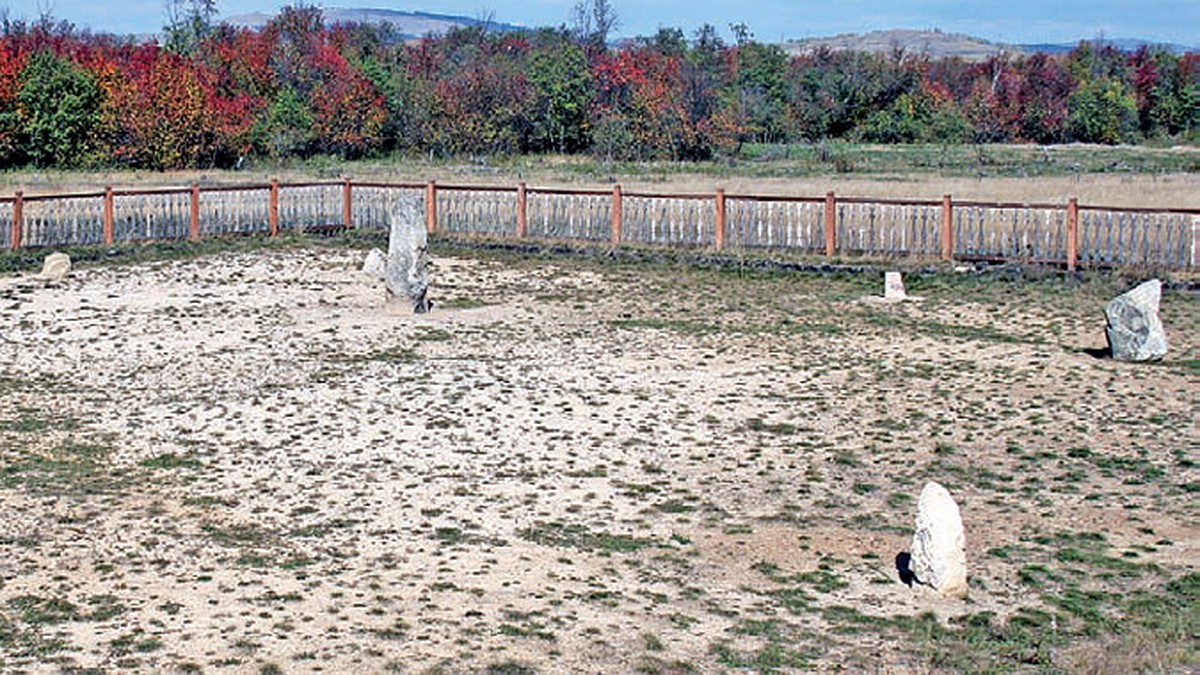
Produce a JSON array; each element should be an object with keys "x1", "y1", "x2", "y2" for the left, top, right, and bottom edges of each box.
[{"x1": 0, "y1": 245, "x2": 1196, "y2": 673}]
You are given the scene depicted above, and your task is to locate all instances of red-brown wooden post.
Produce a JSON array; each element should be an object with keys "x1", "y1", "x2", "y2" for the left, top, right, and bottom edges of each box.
[
  {"x1": 189, "y1": 183, "x2": 200, "y2": 241},
  {"x1": 342, "y1": 178, "x2": 352, "y2": 231},
  {"x1": 103, "y1": 186, "x2": 114, "y2": 246},
  {"x1": 941, "y1": 194, "x2": 953, "y2": 261},
  {"x1": 425, "y1": 181, "x2": 437, "y2": 234},
  {"x1": 516, "y1": 182, "x2": 527, "y2": 238},
  {"x1": 823, "y1": 191, "x2": 836, "y2": 256},
  {"x1": 714, "y1": 189, "x2": 726, "y2": 251},
  {"x1": 1066, "y1": 197, "x2": 1079, "y2": 272},
  {"x1": 11, "y1": 191, "x2": 22, "y2": 250},
  {"x1": 268, "y1": 179, "x2": 279, "y2": 237},
  {"x1": 611, "y1": 184, "x2": 623, "y2": 246}
]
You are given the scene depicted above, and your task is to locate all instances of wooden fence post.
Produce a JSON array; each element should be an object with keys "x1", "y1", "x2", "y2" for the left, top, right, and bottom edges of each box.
[
  {"x1": 425, "y1": 181, "x2": 437, "y2": 234},
  {"x1": 516, "y1": 182, "x2": 527, "y2": 238},
  {"x1": 941, "y1": 194, "x2": 953, "y2": 261},
  {"x1": 103, "y1": 187, "x2": 114, "y2": 246},
  {"x1": 824, "y1": 191, "x2": 836, "y2": 256},
  {"x1": 342, "y1": 178, "x2": 353, "y2": 231},
  {"x1": 189, "y1": 184, "x2": 200, "y2": 241},
  {"x1": 1193, "y1": 216, "x2": 1200, "y2": 269},
  {"x1": 1066, "y1": 197, "x2": 1079, "y2": 272},
  {"x1": 611, "y1": 184, "x2": 623, "y2": 246},
  {"x1": 269, "y1": 179, "x2": 279, "y2": 237},
  {"x1": 11, "y1": 191, "x2": 22, "y2": 250},
  {"x1": 714, "y1": 189, "x2": 726, "y2": 251}
]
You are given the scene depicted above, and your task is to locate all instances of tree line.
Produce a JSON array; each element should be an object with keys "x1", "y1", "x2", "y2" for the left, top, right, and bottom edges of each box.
[{"x1": 0, "y1": 7, "x2": 1195, "y2": 170}]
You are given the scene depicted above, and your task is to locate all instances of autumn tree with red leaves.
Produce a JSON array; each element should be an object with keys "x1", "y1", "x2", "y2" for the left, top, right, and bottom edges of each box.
[{"x1": 0, "y1": 13, "x2": 1195, "y2": 169}]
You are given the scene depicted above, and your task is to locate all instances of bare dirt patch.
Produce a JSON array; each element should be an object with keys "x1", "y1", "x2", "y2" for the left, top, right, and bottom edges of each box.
[{"x1": 0, "y1": 244, "x2": 1196, "y2": 673}]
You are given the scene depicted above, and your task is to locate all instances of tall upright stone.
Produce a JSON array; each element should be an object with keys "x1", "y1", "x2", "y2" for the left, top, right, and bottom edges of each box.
[
  {"x1": 1105, "y1": 279, "x2": 1167, "y2": 361},
  {"x1": 387, "y1": 197, "x2": 431, "y2": 313},
  {"x1": 909, "y1": 481, "x2": 968, "y2": 599},
  {"x1": 362, "y1": 198, "x2": 431, "y2": 314}
]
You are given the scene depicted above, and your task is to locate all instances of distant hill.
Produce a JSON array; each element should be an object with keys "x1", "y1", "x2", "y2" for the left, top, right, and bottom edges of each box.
[
  {"x1": 223, "y1": 7, "x2": 524, "y2": 39},
  {"x1": 1017, "y1": 38, "x2": 1197, "y2": 55},
  {"x1": 783, "y1": 29, "x2": 1196, "y2": 61},
  {"x1": 783, "y1": 29, "x2": 1011, "y2": 61}
]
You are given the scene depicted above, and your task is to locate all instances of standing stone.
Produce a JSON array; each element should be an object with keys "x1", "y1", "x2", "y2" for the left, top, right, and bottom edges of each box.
[
  {"x1": 360, "y1": 196, "x2": 432, "y2": 309},
  {"x1": 1105, "y1": 279, "x2": 1167, "y2": 361},
  {"x1": 363, "y1": 198, "x2": 431, "y2": 314},
  {"x1": 40, "y1": 252, "x2": 71, "y2": 282},
  {"x1": 909, "y1": 481, "x2": 968, "y2": 599},
  {"x1": 884, "y1": 271, "x2": 906, "y2": 301},
  {"x1": 386, "y1": 198, "x2": 431, "y2": 313}
]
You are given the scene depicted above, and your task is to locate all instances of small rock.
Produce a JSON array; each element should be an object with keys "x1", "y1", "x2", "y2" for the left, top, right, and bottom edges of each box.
[
  {"x1": 1105, "y1": 279, "x2": 1167, "y2": 361},
  {"x1": 40, "y1": 252, "x2": 71, "y2": 282},
  {"x1": 910, "y1": 481, "x2": 968, "y2": 599},
  {"x1": 884, "y1": 271, "x2": 906, "y2": 301},
  {"x1": 362, "y1": 248, "x2": 387, "y2": 279}
]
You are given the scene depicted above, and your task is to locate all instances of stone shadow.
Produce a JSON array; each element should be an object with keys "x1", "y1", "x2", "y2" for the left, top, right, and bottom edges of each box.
[{"x1": 895, "y1": 552, "x2": 914, "y2": 587}]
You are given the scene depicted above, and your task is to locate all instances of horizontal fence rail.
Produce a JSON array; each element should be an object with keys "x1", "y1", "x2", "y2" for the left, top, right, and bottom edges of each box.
[{"x1": 2, "y1": 180, "x2": 1197, "y2": 271}]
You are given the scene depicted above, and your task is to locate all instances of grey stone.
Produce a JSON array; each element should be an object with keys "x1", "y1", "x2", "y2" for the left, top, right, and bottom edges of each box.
[
  {"x1": 1105, "y1": 279, "x2": 1167, "y2": 362},
  {"x1": 386, "y1": 198, "x2": 430, "y2": 313},
  {"x1": 40, "y1": 252, "x2": 71, "y2": 282},
  {"x1": 362, "y1": 248, "x2": 387, "y2": 279},
  {"x1": 910, "y1": 481, "x2": 968, "y2": 599}
]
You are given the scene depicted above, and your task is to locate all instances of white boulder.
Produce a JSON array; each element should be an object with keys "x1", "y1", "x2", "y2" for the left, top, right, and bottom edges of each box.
[
  {"x1": 362, "y1": 248, "x2": 387, "y2": 279},
  {"x1": 40, "y1": 252, "x2": 71, "y2": 282},
  {"x1": 909, "y1": 481, "x2": 968, "y2": 599},
  {"x1": 1105, "y1": 279, "x2": 1168, "y2": 361}
]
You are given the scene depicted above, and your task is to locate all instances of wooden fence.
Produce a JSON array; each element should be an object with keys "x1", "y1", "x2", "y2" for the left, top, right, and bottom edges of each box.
[{"x1": 1, "y1": 179, "x2": 1197, "y2": 271}]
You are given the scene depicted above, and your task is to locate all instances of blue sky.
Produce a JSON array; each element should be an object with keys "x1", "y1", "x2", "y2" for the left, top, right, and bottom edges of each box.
[{"x1": 4, "y1": 0, "x2": 1198, "y2": 46}]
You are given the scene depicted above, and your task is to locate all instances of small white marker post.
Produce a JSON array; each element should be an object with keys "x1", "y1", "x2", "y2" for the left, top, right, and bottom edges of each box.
[{"x1": 884, "y1": 271, "x2": 907, "y2": 301}]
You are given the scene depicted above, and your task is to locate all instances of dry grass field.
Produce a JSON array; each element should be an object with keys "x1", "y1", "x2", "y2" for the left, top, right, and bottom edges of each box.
[
  {"x1": 4, "y1": 144, "x2": 1199, "y2": 210},
  {"x1": 0, "y1": 236, "x2": 1196, "y2": 673}
]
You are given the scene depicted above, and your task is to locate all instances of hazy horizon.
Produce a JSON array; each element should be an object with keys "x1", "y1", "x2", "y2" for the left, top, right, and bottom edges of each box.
[{"x1": 3, "y1": 0, "x2": 1197, "y2": 47}]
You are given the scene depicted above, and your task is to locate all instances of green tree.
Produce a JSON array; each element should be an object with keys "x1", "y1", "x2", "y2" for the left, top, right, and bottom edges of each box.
[
  {"x1": 527, "y1": 38, "x2": 591, "y2": 152},
  {"x1": 17, "y1": 51, "x2": 100, "y2": 167},
  {"x1": 727, "y1": 28, "x2": 789, "y2": 143},
  {"x1": 861, "y1": 90, "x2": 969, "y2": 143},
  {"x1": 253, "y1": 87, "x2": 313, "y2": 160},
  {"x1": 1068, "y1": 77, "x2": 1137, "y2": 144},
  {"x1": 1137, "y1": 50, "x2": 1198, "y2": 139}
]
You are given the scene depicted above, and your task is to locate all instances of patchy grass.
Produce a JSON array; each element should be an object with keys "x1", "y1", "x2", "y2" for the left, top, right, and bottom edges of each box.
[
  {"x1": 0, "y1": 242, "x2": 1194, "y2": 672},
  {"x1": 519, "y1": 522, "x2": 661, "y2": 554}
]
